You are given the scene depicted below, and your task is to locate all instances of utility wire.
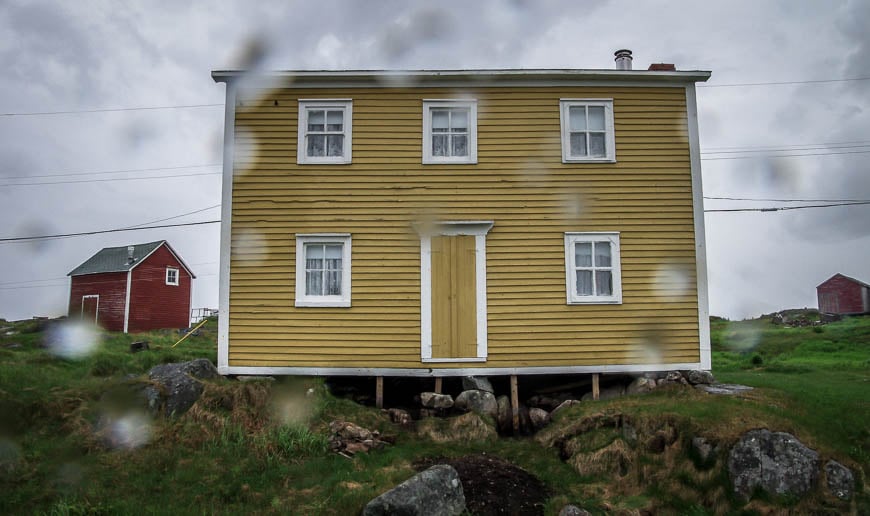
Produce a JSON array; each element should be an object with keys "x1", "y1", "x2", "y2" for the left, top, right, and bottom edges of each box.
[
  {"x1": 701, "y1": 139, "x2": 870, "y2": 151},
  {"x1": 698, "y1": 76, "x2": 870, "y2": 88},
  {"x1": 0, "y1": 220, "x2": 220, "y2": 243},
  {"x1": 701, "y1": 144, "x2": 870, "y2": 155},
  {"x1": 122, "y1": 204, "x2": 221, "y2": 229},
  {"x1": 2, "y1": 163, "x2": 220, "y2": 180},
  {"x1": 0, "y1": 171, "x2": 220, "y2": 187},
  {"x1": 701, "y1": 149, "x2": 870, "y2": 160},
  {"x1": 0, "y1": 103, "x2": 222, "y2": 117},
  {"x1": 705, "y1": 201, "x2": 870, "y2": 212},
  {"x1": 705, "y1": 196, "x2": 870, "y2": 203}
]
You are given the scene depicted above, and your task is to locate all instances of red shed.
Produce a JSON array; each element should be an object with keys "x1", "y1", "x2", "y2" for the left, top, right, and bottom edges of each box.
[
  {"x1": 817, "y1": 273, "x2": 870, "y2": 315},
  {"x1": 67, "y1": 241, "x2": 195, "y2": 332}
]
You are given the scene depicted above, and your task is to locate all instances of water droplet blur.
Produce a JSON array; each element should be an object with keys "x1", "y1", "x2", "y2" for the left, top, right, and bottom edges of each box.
[
  {"x1": 234, "y1": 229, "x2": 268, "y2": 267},
  {"x1": 0, "y1": 437, "x2": 21, "y2": 473},
  {"x1": 654, "y1": 263, "x2": 692, "y2": 301},
  {"x1": 721, "y1": 321, "x2": 763, "y2": 352},
  {"x1": 561, "y1": 191, "x2": 588, "y2": 219},
  {"x1": 54, "y1": 462, "x2": 85, "y2": 491},
  {"x1": 13, "y1": 219, "x2": 57, "y2": 254},
  {"x1": 45, "y1": 321, "x2": 99, "y2": 359},
  {"x1": 634, "y1": 332, "x2": 664, "y2": 365},
  {"x1": 105, "y1": 411, "x2": 152, "y2": 450},
  {"x1": 270, "y1": 381, "x2": 314, "y2": 426},
  {"x1": 233, "y1": 125, "x2": 261, "y2": 177}
]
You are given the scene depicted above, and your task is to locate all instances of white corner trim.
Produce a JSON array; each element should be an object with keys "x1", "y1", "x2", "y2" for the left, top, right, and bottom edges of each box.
[
  {"x1": 419, "y1": 221, "x2": 493, "y2": 361},
  {"x1": 123, "y1": 270, "x2": 132, "y2": 334},
  {"x1": 686, "y1": 84, "x2": 711, "y2": 370},
  {"x1": 217, "y1": 81, "x2": 237, "y2": 371}
]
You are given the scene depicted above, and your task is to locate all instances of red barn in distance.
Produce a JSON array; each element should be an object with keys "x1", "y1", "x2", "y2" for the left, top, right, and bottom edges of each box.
[
  {"x1": 817, "y1": 273, "x2": 870, "y2": 316},
  {"x1": 68, "y1": 241, "x2": 195, "y2": 333}
]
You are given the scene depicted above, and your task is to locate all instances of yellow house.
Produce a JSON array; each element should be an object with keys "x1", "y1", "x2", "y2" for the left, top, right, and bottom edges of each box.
[{"x1": 212, "y1": 53, "x2": 711, "y2": 379}]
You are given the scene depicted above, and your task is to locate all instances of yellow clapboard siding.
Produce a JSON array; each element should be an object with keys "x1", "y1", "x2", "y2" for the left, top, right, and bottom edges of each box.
[{"x1": 226, "y1": 83, "x2": 702, "y2": 370}]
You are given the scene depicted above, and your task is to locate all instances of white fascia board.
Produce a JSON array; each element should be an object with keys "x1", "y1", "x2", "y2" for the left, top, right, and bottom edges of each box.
[
  {"x1": 218, "y1": 362, "x2": 705, "y2": 377},
  {"x1": 211, "y1": 69, "x2": 712, "y2": 86},
  {"x1": 686, "y1": 84, "x2": 712, "y2": 371},
  {"x1": 217, "y1": 81, "x2": 237, "y2": 371}
]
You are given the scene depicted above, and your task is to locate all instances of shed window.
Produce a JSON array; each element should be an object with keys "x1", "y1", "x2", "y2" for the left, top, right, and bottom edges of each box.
[
  {"x1": 564, "y1": 232, "x2": 622, "y2": 304},
  {"x1": 295, "y1": 234, "x2": 352, "y2": 307},
  {"x1": 423, "y1": 100, "x2": 477, "y2": 164},
  {"x1": 560, "y1": 99, "x2": 616, "y2": 163},
  {"x1": 165, "y1": 267, "x2": 179, "y2": 286},
  {"x1": 297, "y1": 100, "x2": 352, "y2": 164}
]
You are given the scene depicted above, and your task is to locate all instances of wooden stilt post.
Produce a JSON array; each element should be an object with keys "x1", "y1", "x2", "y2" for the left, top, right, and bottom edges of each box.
[
  {"x1": 592, "y1": 373, "x2": 600, "y2": 401},
  {"x1": 376, "y1": 376, "x2": 384, "y2": 409},
  {"x1": 434, "y1": 377, "x2": 443, "y2": 394},
  {"x1": 510, "y1": 375, "x2": 519, "y2": 434}
]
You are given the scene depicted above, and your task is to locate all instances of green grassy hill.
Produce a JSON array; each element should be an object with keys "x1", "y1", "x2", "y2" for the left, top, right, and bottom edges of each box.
[{"x1": 0, "y1": 315, "x2": 867, "y2": 514}]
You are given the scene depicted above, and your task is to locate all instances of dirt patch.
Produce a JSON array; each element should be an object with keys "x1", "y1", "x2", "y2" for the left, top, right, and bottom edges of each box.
[{"x1": 415, "y1": 453, "x2": 548, "y2": 515}]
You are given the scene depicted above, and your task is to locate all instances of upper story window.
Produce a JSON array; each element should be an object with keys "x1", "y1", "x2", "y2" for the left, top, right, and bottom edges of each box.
[
  {"x1": 165, "y1": 267, "x2": 179, "y2": 286},
  {"x1": 297, "y1": 100, "x2": 352, "y2": 164},
  {"x1": 295, "y1": 234, "x2": 352, "y2": 307},
  {"x1": 423, "y1": 100, "x2": 478, "y2": 164},
  {"x1": 560, "y1": 99, "x2": 615, "y2": 163},
  {"x1": 564, "y1": 232, "x2": 622, "y2": 304}
]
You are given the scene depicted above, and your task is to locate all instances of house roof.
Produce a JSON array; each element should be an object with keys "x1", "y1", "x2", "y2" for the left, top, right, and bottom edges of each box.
[
  {"x1": 817, "y1": 273, "x2": 870, "y2": 289},
  {"x1": 68, "y1": 241, "x2": 196, "y2": 278},
  {"x1": 211, "y1": 68, "x2": 712, "y2": 86}
]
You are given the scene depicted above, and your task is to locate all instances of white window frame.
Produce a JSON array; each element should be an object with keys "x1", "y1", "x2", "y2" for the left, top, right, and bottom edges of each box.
[
  {"x1": 295, "y1": 234, "x2": 352, "y2": 307},
  {"x1": 564, "y1": 232, "x2": 622, "y2": 304},
  {"x1": 165, "y1": 267, "x2": 179, "y2": 286},
  {"x1": 422, "y1": 99, "x2": 478, "y2": 164},
  {"x1": 559, "y1": 99, "x2": 616, "y2": 163},
  {"x1": 297, "y1": 99, "x2": 353, "y2": 164}
]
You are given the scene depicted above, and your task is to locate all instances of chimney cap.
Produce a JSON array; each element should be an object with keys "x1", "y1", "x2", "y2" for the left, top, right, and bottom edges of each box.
[{"x1": 614, "y1": 49, "x2": 633, "y2": 70}]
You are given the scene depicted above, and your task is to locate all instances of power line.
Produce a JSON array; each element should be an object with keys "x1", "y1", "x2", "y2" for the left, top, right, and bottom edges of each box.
[
  {"x1": 0, "y1": 103, "x2": 222, "y2": 117},
  {"x1": 698, "y1": 76, "x2": 870, "y2": 88},
  {"x1": 2, "y1": 163, "x2": 220, "y2": 180},
  {"x1": 701, "y1": 139, "x2": 870, "y2": 152},
  {"x1": 701, "y1": 149, "x2": 870, "y2": 160},
  {"x1": 123, "y1": 204, "x2": 221, "y2": 229},
  {"x1": 701, "y1": 144, "x2": 870, "y2": 155},
  {"x1": 0, "y1": 220, "x2": 220, "y2": 243},
  {"x1": 705, "y1": 201, "x2": 870, "y2": 212},
  {"x1": 0, "y1": 171, "x2": 220, "y2": 187},
  {"x1": 705, "y1": 196, "x2": 870, "y2": 203}
]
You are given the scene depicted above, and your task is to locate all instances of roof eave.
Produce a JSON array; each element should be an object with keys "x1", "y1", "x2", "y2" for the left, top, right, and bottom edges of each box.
[{"x1": 211, "y1": 68, "x2": 712, "y2": 85}]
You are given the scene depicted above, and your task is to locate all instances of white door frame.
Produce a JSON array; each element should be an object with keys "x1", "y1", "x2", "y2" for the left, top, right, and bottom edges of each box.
[
  {"x1": 81, "y1": 295, "x2": 99, "y2": 324},
  {"x1": 415, "y1": 221, "x2": 493, "y2": 363}
]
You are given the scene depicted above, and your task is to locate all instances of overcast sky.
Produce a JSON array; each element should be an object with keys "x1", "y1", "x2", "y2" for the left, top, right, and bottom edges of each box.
[{"x1": 1, "y1": 0, "x2": 868, "y2": 322}]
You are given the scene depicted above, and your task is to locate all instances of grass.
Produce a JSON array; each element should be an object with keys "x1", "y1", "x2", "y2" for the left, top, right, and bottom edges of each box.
[{"x1": 0, "y1": 314, "x2": 867, "y2": 514}]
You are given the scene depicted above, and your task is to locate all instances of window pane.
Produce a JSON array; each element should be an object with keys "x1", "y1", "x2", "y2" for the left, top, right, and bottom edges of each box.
[
  {"x1": 589, "y1": 133, "x2": 606, "y2": 157},
  {"x1": 576, "y1": 270, "x2": 593, "y2": 296},
  {"x1": 452, "y1": 135, "x2": 468, "y2": 156},
  {"x1": 432, "y1": 110, "x2": 449, "y2": 131},
  {"x1": 433, "y1": 134, "x2": 449, "y2": 156},
  {"x1": 596, "y1": 271, "x2": 613, "y2": 296},
  {"x1": 569, "y1": 133, "x2": 587, "y2": 156},
  {"x1": 325, "y1": 270, "x2": 342, "y2": 295},
  {"x1": 575, "y1": 242, "x2": 592, "y2": 267},
  {"x1": 326, "y1": 135, "x2": 344, "y2": 157},
  {"x1": 588, "y1": 106, "x2": 605, "y2": 130},
  {"x1": 307, "y1": 135, "x2": 325, "y2": 157},
  {"x1": 306, "y1": 270, "x2": 322, "y2": 296},
  {"x1": 324, "y1": 244, "x2": 342, "y2": 262},
  {"x1": 326, "y1": 110, "x2": 343, "y2": 131},
  {"x1": 594, "y1": 242, "x2": 611, "y2": 266},
  {"x1": 451, "y1": 109, "x2": 468, "y2": 130},
  {"x1": 307, "y1": 110, "x2": 325, "y2": 131},
  {"x1": 569, "y1": 106, "x2": 586, "y2": 130}
]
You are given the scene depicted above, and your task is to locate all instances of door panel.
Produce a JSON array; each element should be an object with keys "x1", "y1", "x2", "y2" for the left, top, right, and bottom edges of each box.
[
  {"x1": 81, "y1": 295, "x2": 99, "y2": 324},
  {"x1": 431, "y1": 235, "x2": 477, "y2": 359}
]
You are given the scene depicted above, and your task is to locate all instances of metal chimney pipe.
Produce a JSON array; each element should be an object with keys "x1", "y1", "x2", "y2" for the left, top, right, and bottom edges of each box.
[
  {"x1": 614, "y1": 49, "x2": 633, "y2": 70},
  {"x1": 127, "y1": 246, "x2": 135, "y2": 264}
]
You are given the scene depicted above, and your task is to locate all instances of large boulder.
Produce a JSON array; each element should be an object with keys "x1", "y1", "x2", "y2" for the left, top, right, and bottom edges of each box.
[
  {"x1": 529, "y1": 407, "x2": 550, "y2": 430},
  {"x1": 454, "y1": 390, "x2": 498, "y2": 418},
  {"x1": 145, "y1": 359, "x2": 219, "y2": 417},
  {"x1": 824, "y1": 460, "x2": 854, "y2": 501},
  {"x1": 363, "y1": 464, "x2": 465, "y2": 516},
  {"x1": 728, "y1": 429, "x2": 820, "y2": 501},
  {"x1": 420, "y1": 392, "x2": 454, "y2": 409},
  {"x1": 461, "y1": 376, "x2": 494, "y2": 393},
  {"x1": 684, "y1": 370, "x2": 715, "y2": 385},
  {"x1": 496, "y1": 395, "x2": 512, "y2": 433}
]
